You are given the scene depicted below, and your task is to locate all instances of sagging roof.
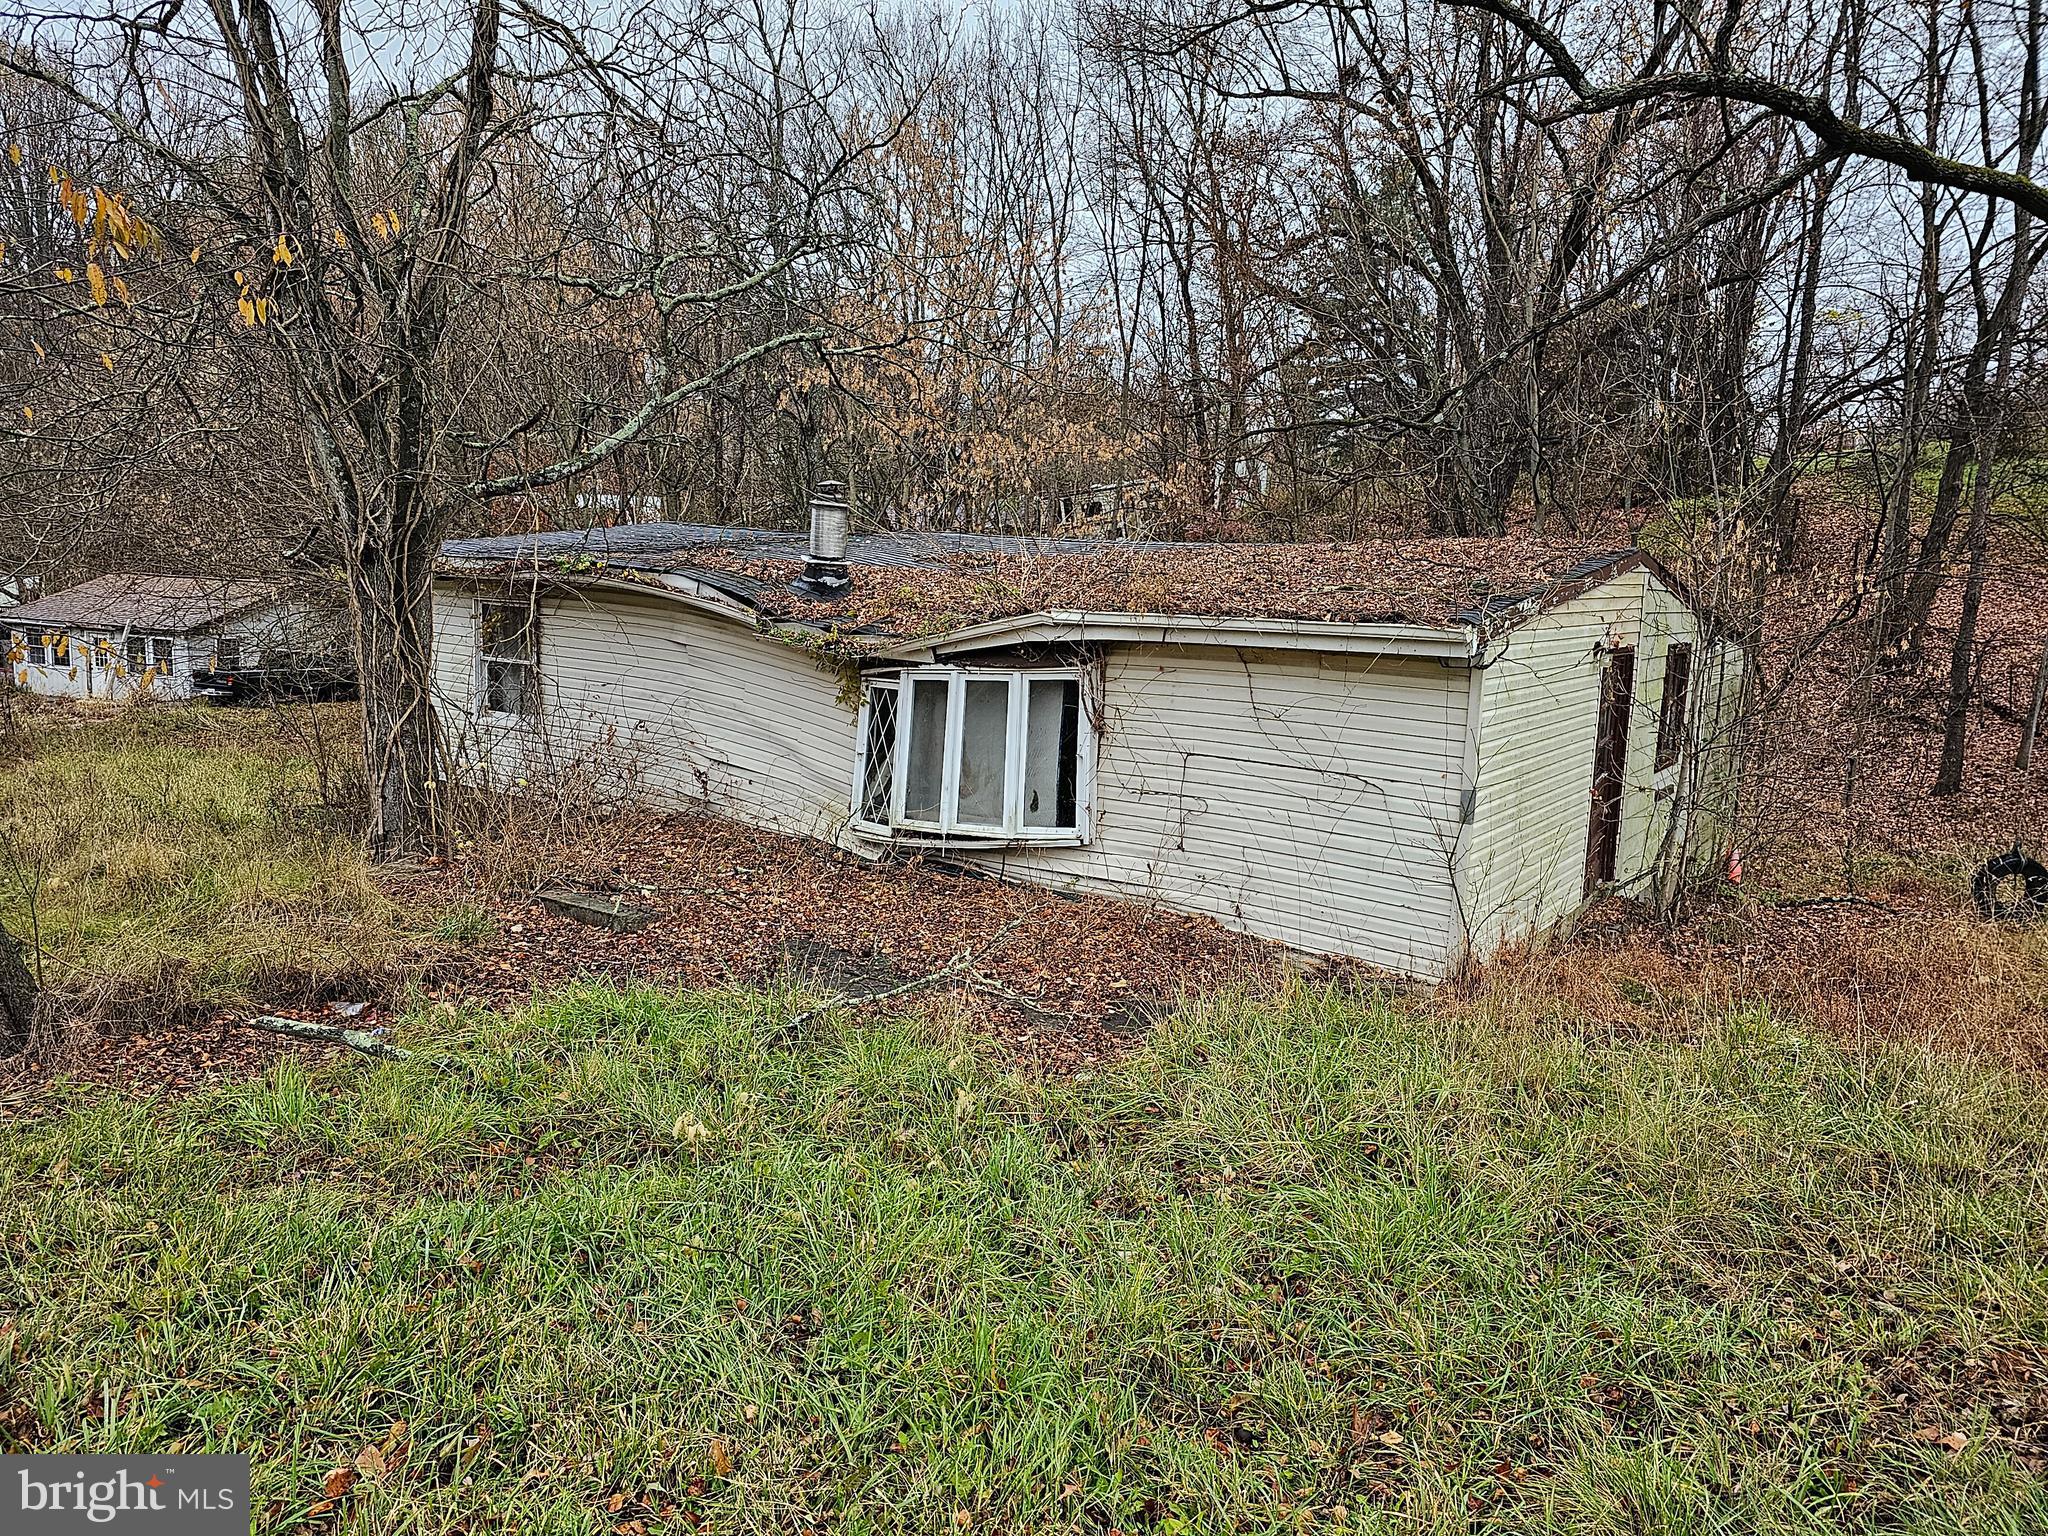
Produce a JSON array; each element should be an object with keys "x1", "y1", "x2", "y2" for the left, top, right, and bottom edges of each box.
[
  {"x1": 438, "y1": 523, "x2": 1665, "y2": 650},
  {"x1": 3, "y1": 574, "x2": 278, "y2": 635}
]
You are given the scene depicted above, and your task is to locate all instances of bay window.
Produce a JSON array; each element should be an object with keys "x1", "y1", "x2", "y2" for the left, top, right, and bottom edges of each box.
[{"x1": 852, "y1": 667, "x2": 1090, "y2": 841}]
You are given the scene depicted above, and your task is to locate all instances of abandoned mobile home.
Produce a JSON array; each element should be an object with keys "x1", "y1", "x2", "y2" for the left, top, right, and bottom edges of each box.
[
  {"x1": 432, "y1": 489, "x2": 1743, "y2": 976},
  {"x1": 5, "y1": 574, "x2": 312, "y2": 702}
]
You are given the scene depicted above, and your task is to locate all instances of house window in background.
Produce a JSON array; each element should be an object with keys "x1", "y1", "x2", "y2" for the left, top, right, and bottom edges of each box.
[
  {"x1": 151, "y1": 637, "x2": 175, "y2": 675},
  {"x1": 477, "y1": 600, "x2": 539, "y2": 718},
  {"x1": 213, "y1": 636, "x2": 242, "y2": 671}
]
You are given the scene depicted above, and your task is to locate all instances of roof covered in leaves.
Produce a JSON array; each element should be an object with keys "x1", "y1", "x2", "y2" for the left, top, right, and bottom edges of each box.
[
  {"x1": 437, "y1": 523, "x2": 1659, "y2": 646},
  {"x1": 3, "y1": 574, "x2": 279, "y2": 635}
]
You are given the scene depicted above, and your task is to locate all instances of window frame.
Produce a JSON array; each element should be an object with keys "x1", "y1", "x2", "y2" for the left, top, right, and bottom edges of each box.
[
  {"x1": 474, "y1": 597, "x2": 541, "y2": 722},
  {"x1": 1654, "y1": 642, "x2": 1694, "y2": 772},
  {"x1": 849, "y1": 665, "x2": 1094, "y2": 845}
]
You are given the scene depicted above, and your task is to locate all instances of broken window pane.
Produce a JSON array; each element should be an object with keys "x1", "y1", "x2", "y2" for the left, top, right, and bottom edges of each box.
[
  {"x1": 956, "y1": 677, "x2": 1011, "y2": 828},
  {"x1": 860, "y1": 684, "x2": 899, "y2": 824},
  {"x1": 1024, "y1": 677, "x2": 1080, "y2": 829},
  {"x1": 478, "y1": 602, "x2": 538, "y2": 716},
  {"x1": 483, "y1": 659, "x2": 531, "y2": 716},
  {"x1": 902, "y1": 675, "x2": 949, "y2": 822}
]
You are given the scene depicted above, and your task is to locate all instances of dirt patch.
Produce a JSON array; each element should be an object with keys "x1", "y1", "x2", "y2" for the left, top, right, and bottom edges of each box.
[
  {"x1": 0, "y1": 1013, "x2": 347, "y2": 1104},
  {"x1": 395, "y1": 809, "x2": 1295, "y2": 1073},
  {"x1": 1871, "y1": 1337, "x2": 2048, "y2": 1473}
]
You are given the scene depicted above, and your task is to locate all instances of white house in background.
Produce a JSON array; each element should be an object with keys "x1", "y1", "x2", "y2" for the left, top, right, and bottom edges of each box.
[
  {"x1": 430, "y1": 491, "x2": 1746, "y2": 976},
  {"x1": 5, "y1": 574, "x2": 309, "y2": 702}
]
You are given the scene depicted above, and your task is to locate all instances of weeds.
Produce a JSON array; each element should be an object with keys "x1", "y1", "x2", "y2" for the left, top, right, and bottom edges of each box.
[
  {"x1": 1466, "y1": 894, "x2": 2048, "y2": 1069},
  {"x1": 431, "y1": 901, "x2": 495, "y2": 945},
  {"x1": 2, "y1": 984, "x2": 2044, "y2": 1532},
  {"x1": 0, "y1": 703, "x2": 400, "y2": 1029}
]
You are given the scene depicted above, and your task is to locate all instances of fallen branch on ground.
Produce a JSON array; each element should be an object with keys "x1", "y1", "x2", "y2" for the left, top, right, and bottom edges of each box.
[
  {"x1": 776, "y1": 953, "x2": 978, "y2": 1033},
  {"x1": 774, "y1": 914, "x2": 1036, "y2": 1036},
  {"x1": 246, "y1": 1014, "x2": 456, "y2": 1070}
]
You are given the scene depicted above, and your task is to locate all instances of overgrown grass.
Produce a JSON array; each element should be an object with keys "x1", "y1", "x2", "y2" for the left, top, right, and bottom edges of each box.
[
  {"x1": 0, "y1": 703, "x2": 398, "y2": 1021},
  {"x1": 4, "y1": 984, "x2": 2044, "y2": 1533}
]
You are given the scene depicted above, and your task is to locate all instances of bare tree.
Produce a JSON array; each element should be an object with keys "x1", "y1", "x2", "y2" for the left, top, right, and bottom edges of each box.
[{"x1": 3, "y1": 0, "x2": 892, "y2": 853}]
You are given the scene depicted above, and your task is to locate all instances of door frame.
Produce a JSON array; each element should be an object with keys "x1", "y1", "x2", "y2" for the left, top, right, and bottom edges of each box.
[{"x1": 1584, "y1": 646, "x2": 1636, "y2": 892}]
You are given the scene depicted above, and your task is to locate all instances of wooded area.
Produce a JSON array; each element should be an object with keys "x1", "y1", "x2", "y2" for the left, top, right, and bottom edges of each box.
[{"x1": 2, "y1": 0, "x2": 2044, "y2": 850}]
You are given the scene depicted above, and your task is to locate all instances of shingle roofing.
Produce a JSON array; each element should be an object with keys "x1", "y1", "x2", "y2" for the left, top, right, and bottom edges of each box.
[
  {"x1": 3, "y1": 574, "x2": 277, "y2": 634},
  {"x1": 438, "y1": 523, "x2": 1653, "y2": 642}
]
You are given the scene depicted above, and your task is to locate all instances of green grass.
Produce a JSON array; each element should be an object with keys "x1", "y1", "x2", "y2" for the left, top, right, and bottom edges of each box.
[
  {"x1": 4, "y1": 985, "x2": 2045, "y2": 1533},
  {"x1": 0, "y1": 703, "x2": 397, "y2": 1017}
]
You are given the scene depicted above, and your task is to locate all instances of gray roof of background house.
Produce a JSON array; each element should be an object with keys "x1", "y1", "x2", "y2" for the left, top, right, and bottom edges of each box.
[{"x1": 2, "y1": 574, "x2": 278, "y2": 634}]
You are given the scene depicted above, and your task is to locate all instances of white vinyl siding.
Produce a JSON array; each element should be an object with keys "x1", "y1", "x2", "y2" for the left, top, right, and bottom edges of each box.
[
  {"x1": 431, "y1": 582, "x2": 856, "y2": 838},
  {"x1": 428, "y1": 566, "x2": 1730, "y2": 980},
  {"x1": 940, "y1": 646, "x2": 1470, "y2": 975},
  {"x1": 1458, "y1": 569, "x2": 1732, "y2": 960}
]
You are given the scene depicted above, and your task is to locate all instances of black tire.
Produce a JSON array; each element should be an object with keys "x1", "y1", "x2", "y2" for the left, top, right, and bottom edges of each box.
[{"x1": 1971, "y1": 848, "x2": 2048, "y2": 923}]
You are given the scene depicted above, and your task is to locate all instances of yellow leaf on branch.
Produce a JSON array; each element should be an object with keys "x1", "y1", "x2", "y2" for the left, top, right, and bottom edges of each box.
[
  {"x1": 56, "y1": 267, "x2": 73, "y2": 283},
  {"x1": 273, "y1": 233, "x2": 294, "y2": 267},
  {"x1": 86, "y1": 262, "x2": 108, "y2": 305},
  {"x1": 101, "y1": 351, "x2": 114, "y2": 371},
  {"x1": 237, "y1": 295, "x2": 255, "y2": 326}
]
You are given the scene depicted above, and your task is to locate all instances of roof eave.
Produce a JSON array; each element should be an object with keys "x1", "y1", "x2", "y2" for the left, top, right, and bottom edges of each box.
[
  {"x1": 435, "y1": 560, "x2": 766, "y2": 629},
  {"x1": 875, "y1": 609, "x2": 1478, "y2": 663}
]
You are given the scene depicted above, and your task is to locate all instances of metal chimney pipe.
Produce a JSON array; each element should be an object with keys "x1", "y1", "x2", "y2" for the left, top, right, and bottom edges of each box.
[{"x1": 792, "y1": 479, "x2": 853, "y2": 598}]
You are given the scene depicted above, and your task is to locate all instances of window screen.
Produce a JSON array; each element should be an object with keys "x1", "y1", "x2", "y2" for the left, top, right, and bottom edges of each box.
[
  {"x1": 125, "y1": 635, "x2": 146, "y2": 673},
  {"x1": 955, "y1": 678, "x2": 1011, "y2": 828},
  {"x1": 1023, "y1": 678, "x2": 1080, "y2": 829},
  {"x1": 901, "y1": 675, "x2": 950, "y2": 823},
  {"x1": 151, "y1": 637, "x2": 174, "y2": 674}
]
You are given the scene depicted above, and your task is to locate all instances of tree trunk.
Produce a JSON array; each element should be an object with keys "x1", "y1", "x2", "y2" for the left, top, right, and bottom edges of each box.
[
  {"x1": 0, "y1": 918, "x2": 37, "y2": 1058},
  {"x1": 349, "y1": 520, "x2": 446, "y2": 858},
  {"x1": 1934, "y1": 432, "x2": 1998, "y2": 795},
  {"x1": 1762, "y1": 168, "x2": 1839, "y2": 569},
  {"x1": 2020, "y1": 636, "x2": 2048, "y2": 772}
]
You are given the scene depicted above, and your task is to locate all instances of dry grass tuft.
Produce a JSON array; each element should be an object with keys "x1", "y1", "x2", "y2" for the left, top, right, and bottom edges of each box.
[
  {"x1": 1454, "y1": 894, "x2": 2048, "y2": 1069},
  {"x1": 0, "y1": 700, "x2": 407, "y2": 1037}
]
